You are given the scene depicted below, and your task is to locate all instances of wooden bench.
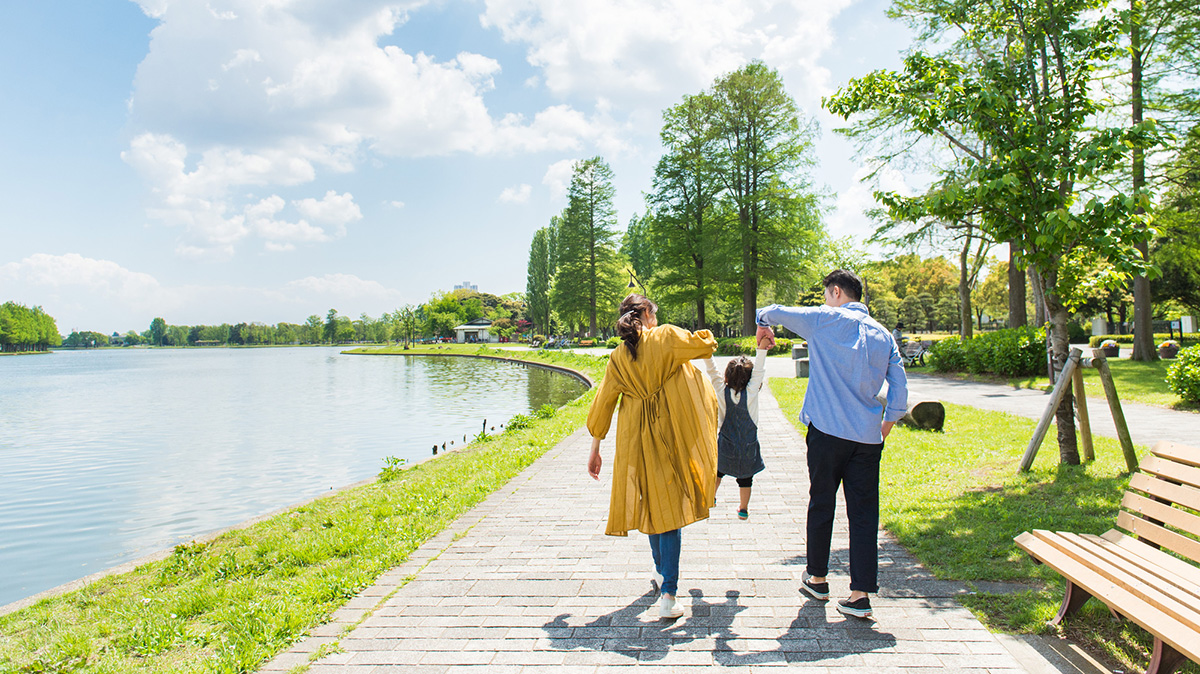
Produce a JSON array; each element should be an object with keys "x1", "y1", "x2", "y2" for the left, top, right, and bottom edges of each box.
[{"x1": 1014, "y1": 441, "x2": 1200, "y2": 674}]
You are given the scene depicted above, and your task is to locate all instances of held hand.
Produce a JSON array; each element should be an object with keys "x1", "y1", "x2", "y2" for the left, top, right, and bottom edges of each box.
[{"x1": 756, "y1": 325, "x2": 776, "y2": 350}]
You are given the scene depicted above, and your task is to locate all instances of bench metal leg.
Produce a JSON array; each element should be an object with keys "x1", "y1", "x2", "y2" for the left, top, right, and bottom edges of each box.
[
  {"x1": 1049, "y1": 580, "x2": 1092, "y2": 625},
  {"x1": 1146, "y1": 639, "x2": 1186, "y2": 674}
]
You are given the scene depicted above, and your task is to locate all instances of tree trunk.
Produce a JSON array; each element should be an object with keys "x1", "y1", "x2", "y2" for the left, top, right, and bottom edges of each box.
[
  {"x1": 1029, "y1": 265, "x2": 1047, "y2": 326},
  {"x1": 959, "y1": 237, "x2": 974, "y2": 338},
  {"x1": 1008, "y1": 242, "x2": 1027, "y2": 328},
  {"x1": 1128, "y1": 5, "x2": 1157, "y2": 362},
  {"x1": 1046, "y1": 280, "x2": 1081, "y2": 466}
]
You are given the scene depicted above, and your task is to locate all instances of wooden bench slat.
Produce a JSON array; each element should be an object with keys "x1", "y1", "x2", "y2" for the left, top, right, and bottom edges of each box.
[
  {"x1": 1153, "y1": 440, "x2": 1200, "y2": 468},
  {"x1": 1015, "y1": 531, "x2": 1200, "y2": 662},
  {"x1": 1140, "y1": 455, "x2": 1200, "y2": 491},
  {"x1": 1117, "y1": 510, "x2": 1200, "y2": 565},
  {"x1": 1122, "y1": 491, "x2": 1200, "y2": 542},
  {"x1": 1045, "y1": 531, "x2": 1200, "y2": 631},
  {"x1": 1028, "y1": 531, "x2": 1200, "y2": 631},
  {"x1": 1100, "y1": 529, "x2": 1200, "y2": 587},
  {"x1": 1128, "y1": 473, "x2": 1200, "y2": 515},
  {"x1": 1080, "y1": 533, "x2": 1200, "y2": 604}
]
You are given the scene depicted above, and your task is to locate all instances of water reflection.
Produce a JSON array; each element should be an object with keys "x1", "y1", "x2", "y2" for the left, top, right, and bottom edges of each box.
[{"x1": 0, "y1": 347, "x2": 586, "y2": 606}]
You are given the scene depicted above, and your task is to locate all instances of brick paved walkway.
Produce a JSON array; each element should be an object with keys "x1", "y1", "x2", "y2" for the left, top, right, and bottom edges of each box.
[{"x1": 261, "y1": 385, "x2": 1027, "y2": 673}]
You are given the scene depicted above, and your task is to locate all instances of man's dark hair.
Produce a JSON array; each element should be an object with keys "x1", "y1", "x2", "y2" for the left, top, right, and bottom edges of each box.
[{"x1": 823, "y1": 269, "x2": 863, "y2": 301}]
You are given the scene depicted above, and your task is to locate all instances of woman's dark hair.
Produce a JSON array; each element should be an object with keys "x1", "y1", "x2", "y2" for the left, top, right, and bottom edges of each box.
[
  {"x1": 616, "y1": 294, "x2": 657, "y2": 361},
  {"x1": 724, "y1": 356, "x2": 753, "y2": 392}
]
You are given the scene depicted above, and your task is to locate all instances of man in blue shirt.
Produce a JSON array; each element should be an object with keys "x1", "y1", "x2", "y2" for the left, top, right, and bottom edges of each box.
[{"x1": 756, "y1": 269, "x2": 908, "y2": 619}]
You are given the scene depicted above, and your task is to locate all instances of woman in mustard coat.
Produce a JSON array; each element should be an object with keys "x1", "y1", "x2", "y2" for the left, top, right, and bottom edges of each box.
[{"x1": 586, "y1": 294, "x2": 719, "y2": 619}]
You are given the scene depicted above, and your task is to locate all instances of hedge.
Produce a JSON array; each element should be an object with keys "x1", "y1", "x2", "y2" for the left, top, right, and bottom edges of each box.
[
  {"x1": 1167, "y1": 345, "x2": 1200, "y2": 402},
  {"x1": 715, "y1": 336, "x2": 793, "y2": 357},
  {"x1": 1088, "y1": 333, "x2": 1200, "y2": 348},
  {"x1": 927, "y1": 326, "x2": 1047, "y2": 377}
]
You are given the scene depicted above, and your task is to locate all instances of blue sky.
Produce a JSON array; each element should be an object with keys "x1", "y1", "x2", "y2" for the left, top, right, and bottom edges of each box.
[{"x1": 0, "y1": 0, "x2": 914, "y2": 334}]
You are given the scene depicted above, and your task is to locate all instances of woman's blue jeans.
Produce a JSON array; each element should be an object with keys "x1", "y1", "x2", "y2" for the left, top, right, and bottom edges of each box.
[{"x1": 648, "y1": 529, "x2": 681, "y2": 596}]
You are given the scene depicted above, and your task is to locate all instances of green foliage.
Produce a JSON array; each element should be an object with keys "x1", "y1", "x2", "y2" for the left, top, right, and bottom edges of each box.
[
  {"x1": 0, "y1": 301, "x2": 61, "y2": 352},
  {"x1": 928, "y1": 327, "x2": 1046, "y2": 377},
  {"x1": 551, "y1": 157, "x2": 625, "y2": 335},
  {"x1": 377, "y1": 456, "x2": 407, "y2": 482},
  {"x1": 1166, "y1": 344, "x2": 1200, "y2": 401},
  {"x1": 534, "y1": 403, "x2": 557, "y2": 419},
  {"x1": 526, "y1": 226, "x2": 554, "y2": 335},
  {"x1": 605, "y1": 336, "x2": 621, "y2": 348},
  {"x1": 503, "y1": 414, "x2": 531, "y2": 432},
  {"x1": 715, "y1": 337, "x2": 792, "y2": 356}
]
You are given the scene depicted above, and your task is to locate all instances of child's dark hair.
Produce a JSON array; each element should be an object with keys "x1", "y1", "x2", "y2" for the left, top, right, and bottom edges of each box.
[
  {"x1": 724, "y1": 356, "x2": 753, "y2": 392},
  {"x1": 616, "y1": 294, "x2": 657, "y2": 361}
]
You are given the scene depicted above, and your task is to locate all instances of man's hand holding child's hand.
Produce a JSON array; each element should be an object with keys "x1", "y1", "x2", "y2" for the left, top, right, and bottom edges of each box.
[{"x1": 756, "y1": 326, "x2": 775, "y2": 350}]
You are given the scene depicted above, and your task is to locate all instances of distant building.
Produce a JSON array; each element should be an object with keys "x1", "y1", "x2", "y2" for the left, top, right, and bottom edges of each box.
[
  {"x1": 454, "y1": 317, "x2": 497, "y2": 344},
  {"x1": 453, "y1": 280, "x2": 478, "y2": 291}
]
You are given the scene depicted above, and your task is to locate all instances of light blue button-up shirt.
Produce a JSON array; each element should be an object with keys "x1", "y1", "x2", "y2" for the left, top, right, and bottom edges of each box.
[{"x1": 757, "y1": 301, "x2": 908, "y2": 445}]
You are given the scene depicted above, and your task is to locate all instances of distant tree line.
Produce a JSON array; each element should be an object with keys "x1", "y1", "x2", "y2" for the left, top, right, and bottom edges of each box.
[
  {"x1": 62, "y1": 290, "x2": 530, "y2": 348},
  {"x1": 0, "y1": 302, "x2": 61, "y2": 352}
]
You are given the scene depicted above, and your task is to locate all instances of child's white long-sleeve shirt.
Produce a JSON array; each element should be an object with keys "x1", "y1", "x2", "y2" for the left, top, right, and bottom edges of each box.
[{"x1": 703, "y1": 349, "x2": 769, "y2": 426}]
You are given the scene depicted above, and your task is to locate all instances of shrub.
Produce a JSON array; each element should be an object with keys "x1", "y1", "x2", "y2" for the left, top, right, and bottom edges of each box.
[
  {"x1": 927, "y1": 327, "x2": 1046, "y2": 377},
  {"x1": 377, "y1": 456, "x2": 407, "y2": 482},
  {"x1": 605, "y1": 336, "x2": 621, "y2": 349},
  {"x1": 715, "y1": 336, "x2": 792, "y2": 356},
  {"x1": 928, "y1": 336, "x2": 967, "y2": 373},
  {"x1": 1088, "y1": 332, "x2": 1200, "y2": 348},
  {"x1": 504, "y1": 414, "x2": 532, "y2": 433},
  {"x1": 534, "y1": 404, "x2": 557, "y2": 419},
  {"x1": 1167, "y1": 345, "x2": 1200, "y2": 401}
]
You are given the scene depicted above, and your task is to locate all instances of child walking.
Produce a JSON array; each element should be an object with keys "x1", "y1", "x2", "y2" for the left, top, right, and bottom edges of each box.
[{"x1": 703, "y1": 339, "x2": 769, "y2": 519}]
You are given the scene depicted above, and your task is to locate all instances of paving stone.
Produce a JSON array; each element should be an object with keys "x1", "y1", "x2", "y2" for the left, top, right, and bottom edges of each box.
[{"x1": 259, "y1": 383, "x2": 1032, "y2": 672}]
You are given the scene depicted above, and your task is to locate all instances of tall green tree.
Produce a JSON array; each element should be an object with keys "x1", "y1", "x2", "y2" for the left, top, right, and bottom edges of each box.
[
  {"x1": 648, "y1": 93, "x2": 729, "y2": 329},
  {"x1": 526, "y1": 226, "x2": 553, "y2": 334},
  {"x1": 149, "y1": 317, "x2": 168, "y2": 346},
  {"x1": 827, "y1": 0, "x2": 1160, "y2": 464},
  {"x1": 552, "y1": 157, "x2": 623, "y2": 336},
  {"x1": 711, "y1": 61, "x2": 823, "y2": 334}
]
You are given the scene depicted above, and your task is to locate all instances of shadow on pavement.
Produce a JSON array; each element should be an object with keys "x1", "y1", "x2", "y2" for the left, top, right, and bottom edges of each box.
[{"x1": 541, "y1": 587, "x2": 896, "y2": 665}]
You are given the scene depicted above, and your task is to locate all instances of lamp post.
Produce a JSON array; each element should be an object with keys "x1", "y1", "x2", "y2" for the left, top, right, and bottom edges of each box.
[{"x1": 626, "y1": 269, "x2": 646, "y2": 295}]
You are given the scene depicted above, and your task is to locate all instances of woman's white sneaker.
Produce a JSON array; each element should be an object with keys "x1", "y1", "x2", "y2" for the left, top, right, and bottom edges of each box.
[{"x1": 658, "y1": 593, "x2": 684, "y2": 619}]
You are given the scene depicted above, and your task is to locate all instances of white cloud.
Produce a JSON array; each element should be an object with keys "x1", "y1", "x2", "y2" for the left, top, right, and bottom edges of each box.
[
  {"x1": 480, "y1": 0, "x2": 853, "y2": 106},
  {"x1": 498, "y1": 183, "x2": 532, "y2": 204},
  {"x1": 294, "y1": 191, "x2": 362, "y2": 229},
  {"x1": 284, "y1": 273, "x2": 403, "y2": 304},
  {"x1": 542, "y1": 159, "x2": 577, "y2": 201},
  {"x1": 827, "y1": 163, "x2": 910, "y2": 239},
  {"x1": 385, "y1": 200, "x2": 406, "y2": 209}
]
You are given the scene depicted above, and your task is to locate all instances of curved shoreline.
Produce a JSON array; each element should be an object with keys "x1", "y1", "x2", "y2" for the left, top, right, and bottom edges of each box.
[
  {"x1": 346, "y1": 350, "x2": 595, "y2": 388},
  {"x1": 0, "y1": 352, "x2": 594, "y2": 617}
]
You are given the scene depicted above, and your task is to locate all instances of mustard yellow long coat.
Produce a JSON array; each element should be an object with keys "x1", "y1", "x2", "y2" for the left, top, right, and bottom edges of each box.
[{"x1": 586, "y1": 325, "x2": 719, "y2": 536}]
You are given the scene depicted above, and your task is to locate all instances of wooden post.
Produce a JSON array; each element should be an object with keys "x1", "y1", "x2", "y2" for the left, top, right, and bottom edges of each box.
[
  {"x1": 1090, "y1": 349, "x2": 1139, "y2": 472},
  {"x1": 1073, "y1": 364, "x2": 1094, "y2": 462},
  {"x1": 1020, "y1": 348, "x2": 1082, "y2": 472}
]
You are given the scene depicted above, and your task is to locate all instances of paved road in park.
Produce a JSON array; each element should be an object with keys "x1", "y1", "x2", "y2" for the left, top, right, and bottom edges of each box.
[{"x1": 260, "y1": 379, "x2": 1098, "y2": 673}]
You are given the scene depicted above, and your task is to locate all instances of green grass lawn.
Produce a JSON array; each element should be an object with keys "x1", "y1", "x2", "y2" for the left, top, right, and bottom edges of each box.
[
  {"x1": 908, "y1": 356, "x2": 1200, "y2": 411},
  {"x1": 0, "y1": 348, "x2": 607, "y2": 673},
  {"x1": 769, "y1": 377, "x2": 1198, "y2": 674}
]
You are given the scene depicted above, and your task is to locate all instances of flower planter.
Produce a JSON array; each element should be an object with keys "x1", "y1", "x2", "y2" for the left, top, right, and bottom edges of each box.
[
  {"x1": 1159, "y1": 345, "x2": 1180, "y2": 359},
  {"x1": 1101, "y1": 344, "x2": 1120, "y2": 358}
]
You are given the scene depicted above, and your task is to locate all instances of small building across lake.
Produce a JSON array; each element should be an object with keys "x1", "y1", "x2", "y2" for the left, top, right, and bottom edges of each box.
[{"x1": 453, "y1": 318, "x2": 497, "y2": 344}]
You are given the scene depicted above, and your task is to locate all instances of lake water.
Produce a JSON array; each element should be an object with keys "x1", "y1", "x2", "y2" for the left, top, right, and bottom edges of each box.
[{"x1": 0, "y1": 347, "x2": 588, "y2": 607}]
